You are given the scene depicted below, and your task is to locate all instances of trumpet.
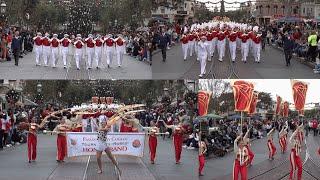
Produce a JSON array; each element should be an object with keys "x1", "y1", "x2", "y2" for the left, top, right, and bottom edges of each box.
[{"x1": 146, "y1": 132, "x2": 170, "y2": 135}]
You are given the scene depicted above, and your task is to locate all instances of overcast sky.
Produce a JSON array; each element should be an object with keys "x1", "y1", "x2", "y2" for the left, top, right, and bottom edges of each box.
[{"x1": 199, "y1": 79, "x2": 320, "y2": 104}]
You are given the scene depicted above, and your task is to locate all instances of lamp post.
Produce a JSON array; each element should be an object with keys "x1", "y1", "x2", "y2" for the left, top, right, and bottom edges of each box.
[{"x1": 0, "y1": 1, "x2": 7, "y2": 26}]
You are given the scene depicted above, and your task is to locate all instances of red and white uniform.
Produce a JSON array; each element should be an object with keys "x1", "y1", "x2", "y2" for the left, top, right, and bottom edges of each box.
[
  {"x1": 56, "y1": 125, "x2": 68, "y2": 161},
  {"x1": 252, "y1": 34, "x2": 262, "y2": 62},
  {"x1": 104, "y1": 36, "x2": 115, "y2": 66},
  {"x1": 236, "y1": 31, "x2": 243, "y2": 49},
  {"x1": 94, "y1": 37, "x2": 104, "y2": 68},
  {"x1": 42, "y1": 36, "x2": 51, "y2": 66},
  {"x1": 148, "y1": 128, "x2": 158, "y2": 163},
  {"x1": 188, "y1": 33, "x2": 195, "y2": 57},
  {"x1": 181, "y1": 34, "x2": 189, "y2": 60},
  {"x1": 248, "y1": 31, "x2": 254, "y2": 55},
  {"x1": 239, "y1": 33, "x2": 250, "y2": 62},
  {"x1": 289, "y1": 141, "x2": 302, "y2": 180},
  {"x1": 228, "y1": 31, "x2": 238, "y2": 62},
  {"x1": 85, "y1": 37, "x2": 95, "y2": 69},
  {"x1": 50, "y1": 37, "x2": 60, "y2": 67},
  {"x1": 73, "y1": 39, "x2": 84, "y2": 69},
  {"x1": 198, "y1": 40, "x2": 209, "y2": 76},
  {"x1": 206, "y1": 32, "x2": 214, "y2": 58},
  {"x1": 60, "y1": 38, "x2": 71, "y2": 67},
  {"x1": 211, "y1": 30, "x2": 218, "y2": 55},
  {"x1": 115, "y1": 37, "x2": 126, "y2": 67},
  {"x1": 233, "y1": 146, "x2": 249, "y2": 180},
  {"x1": 267, "y1": 139, "x2": 276, "y2": 159},
  {"x1": 27, "y1": 124, "x2": 38, "y2": 162},
  {"x1": 33, "y1": 36, "x2": 43, "y2": 65},
  {"x1": 173, "y1": 127, "x2": 183, "y2": 163},
  {"x1": 217, "y1": 31, "x2": 226, "y2": 61}
]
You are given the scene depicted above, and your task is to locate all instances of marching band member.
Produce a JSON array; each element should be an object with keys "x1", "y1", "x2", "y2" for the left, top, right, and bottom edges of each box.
[
  {"x1": 240, "y1": 29, "x2": 250, "y2": 63},
  {"x1": 95, "y1": 112, "x2": 121, "y2": 175},
  {"x1": 279, "y1": 123, "x2": 288, "y2": 153},
  {"x1": 73, "y1": 34, "x2": 84, "y2": 70},
  {"x1": 104, "y1": 34, "x2": 115, "y2": 68},
  {"x1": 243, "y1": 128, "x2": 254, "y2": 166},
  {"x1": 60, "y1": 34, "x2": 71, "y2": 69},
  {"x1": 267, "y1": 128, "x2": 276, "y2": 160},
  {"x1": 198, "y1": 36, "x2": 210, "y2": 78},
  {"x1": 85, "y1": 34, "x2": 95, "y2": 69},
  {"x1": 252, "y1": 26, "x2": 262, "y2": 63},
  {"x1": 50, "y1": 34, "x2": 60, "y2": 68},
  {"x1": 198, "y1": 135, "x2": 207, "y2": 176},
  {"x1": 115, "y1": 35, "x2": 126, "y2": 67},
  {"x1": 146, "y1": 120, "x2": 160, "y2": 164},
  {"x1": 161, "y1": 120, "x2": 185, "y2": 164},
  {"x1": 233, "y1": 134, "x2": 249, "y2": 180},
  {"x1": 42, "y1": 33, "x2": 51, "y2": 67},
  {"x1": 206, "y1": 30, "x2": 214, "y2": 60},
  {"x1": 248, "y1": 27, "x2": 254, "y2": 57},
  {"x1": 211, "y1": 27, "x2": 219, "y2": 57},
  {"x1": 181, "y1": 33, "x2": 189, "y2": 61},
  {"x1": 228, "y1": 26, "x2": 238, "y2": 63},
  {"x1": 289, "y1": 124, "x2": 303, "y2": 180},
  {"x1": 94, "y1": 34, "x2": 104, "y2": 69},
  {"x1": 188, "y1": 32, "x2": 195, "y2": 57},
  {"x1": 54, "y1": 117, "x2": 71, "y2": 162},
  {"x1": 217, "y1": 24, "x2": 226, "y2": 62},
  {"x1": 33, "y1": 32, "x2": 43, "y2": 66}
]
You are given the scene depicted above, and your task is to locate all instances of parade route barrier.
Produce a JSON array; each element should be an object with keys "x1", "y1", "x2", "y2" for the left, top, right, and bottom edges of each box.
[{"x1": 67, "y1": 132, "x2": 145, "y2": 157}]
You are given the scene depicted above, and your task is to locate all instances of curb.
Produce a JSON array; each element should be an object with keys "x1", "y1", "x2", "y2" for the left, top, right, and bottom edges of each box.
[{"x1": 269, "y1": 44, "x2": 316, "y2": 69}]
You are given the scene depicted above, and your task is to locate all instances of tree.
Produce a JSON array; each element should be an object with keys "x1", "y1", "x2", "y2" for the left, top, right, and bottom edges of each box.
[{"x1": 68, "y1": 0, "x2": 94, "y2": 34}]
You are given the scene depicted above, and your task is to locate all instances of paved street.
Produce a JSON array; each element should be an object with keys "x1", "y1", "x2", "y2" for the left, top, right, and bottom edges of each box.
[
  {"x1": 152, "y1": 44, "x2": 320, "y2": 79},
  {"x1": 0, "y1": 52, "x2": 151, "y2": 80}
]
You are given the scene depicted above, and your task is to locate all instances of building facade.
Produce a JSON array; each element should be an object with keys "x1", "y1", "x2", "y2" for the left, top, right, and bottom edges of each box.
[
  {"x1": 151, "y1": 0, "x2": 197, "y2": 24},
  {"x1": 255, "y1": 0, "x2": 301, "y2": 25}
]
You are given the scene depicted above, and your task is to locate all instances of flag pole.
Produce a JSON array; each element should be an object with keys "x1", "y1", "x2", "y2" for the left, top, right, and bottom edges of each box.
[{"x1": 241, "y1": 111, "x2": 243, "y2": 134}]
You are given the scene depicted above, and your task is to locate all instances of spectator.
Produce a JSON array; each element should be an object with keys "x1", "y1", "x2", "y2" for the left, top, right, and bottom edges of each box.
[
  {"x1": 11, "y1": 31, "x2": 22, "y2": 66},
  {"x1": 307, "y1": 30, "x2": 318, "y2": 62}
]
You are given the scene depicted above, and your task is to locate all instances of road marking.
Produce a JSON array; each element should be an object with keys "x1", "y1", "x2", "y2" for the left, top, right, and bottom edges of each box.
[{"x1": 82, "y1": 156, "x2": 91, "y2": 180}]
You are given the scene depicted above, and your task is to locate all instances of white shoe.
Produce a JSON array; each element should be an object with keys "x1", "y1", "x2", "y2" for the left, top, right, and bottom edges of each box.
[
  {"x1": 199, "y1": 74, "x2": 203, "y2": 78},
  {"x1": 182, "y1": 145, "x2": 187, "y2": 148},
  {"x1": 187, "y1": 147, "x2": 195, "y2": 150}
]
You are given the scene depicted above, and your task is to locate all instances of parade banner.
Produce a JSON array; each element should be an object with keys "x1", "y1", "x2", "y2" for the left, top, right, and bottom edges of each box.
[
  {"x1": 283, "y1": 101, "x2": 289, "y2": 118},
  {"x1": 232, "y1": 80, "x2": 254, "y2": 112},
  {"x1": 291, "y1": 80, "x2": 308, "y2": 112},
  {"x1": 248, "y1": 91, "x2": 259, "y2": 115},
  {"x1": 198, "y1": 91, "x2": 212, "y2": 116},
  {"x1": 275, "y1": 95, "x2": 282, "y2": 115},
  {"x1": 67, "y1": 132, "x2": 145, "y2": 157}
]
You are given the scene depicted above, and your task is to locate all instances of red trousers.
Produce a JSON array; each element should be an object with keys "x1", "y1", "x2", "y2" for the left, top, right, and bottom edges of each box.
[
  {"x1": 246, "y1": 145, "x2": 254, "y2": 165},
  {"x1": 173, "y1": 135, "x2": 183, "y2": 163},
  {"x1": 198, "y1": 154, "x2": 205, "y2": 174},
  {"x1": 279, "y1": 137, "x2": 285, "y2": 153},
  {"x1": 57, "y1": 135, "x2": 67, "y2": 161},
  {"x1": 318, "y1": 147, "x2": 320, "y2": 155},
  {"x1": 149, "y1": 136, "x2": 157, "y2": 162},
  {"x1": 233, "y1": 159, "x2": 247, "y2": 180},
  {"x1": 268, "y1": 140, "x2": 276, "y2": 158},
  {"x1": 289, "y1": 149, "x2": 302, "y2": 180},
  {"x1": 27, "y1": 133, "x2": 37, "y2": 161}
]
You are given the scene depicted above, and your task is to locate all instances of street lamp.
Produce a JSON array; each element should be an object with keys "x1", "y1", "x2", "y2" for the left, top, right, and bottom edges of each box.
[
  {"x1": 37, "y1": 83, "x2": 42, "y2": 93},
  {"x1": 0, "y1": 1, "x2": 6, "y2": 15}
]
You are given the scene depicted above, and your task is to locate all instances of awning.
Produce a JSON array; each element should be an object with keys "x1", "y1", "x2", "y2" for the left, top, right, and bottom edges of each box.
[{"x1": 276, "y1": 17, "x2": 303, "y2": 23}]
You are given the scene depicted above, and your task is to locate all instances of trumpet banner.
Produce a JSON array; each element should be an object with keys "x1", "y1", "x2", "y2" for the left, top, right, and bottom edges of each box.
[
  {"x1": 282, "y1": 101, "x2": 289, "y2": 118},
  {"x1": 275, "y1": 95, "x2": 282, "y2": 115},
  {"x1": 198, "y1": 91, "x2": 212, "y2": 116},
  {"x1": 291, "y1": 80, "x2": 308, "y2": 112},
  {"x1": 232, "y1": 80, "x2": 254, "y2": 112},
  {"x1": 248, "y1": 92, "x2": 259, "y2": 115}
]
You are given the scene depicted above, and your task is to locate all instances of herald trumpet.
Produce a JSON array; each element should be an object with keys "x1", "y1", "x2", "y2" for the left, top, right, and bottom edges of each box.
[{"x1": 146, "y1": 132, "x2": 170, "y2": 135}]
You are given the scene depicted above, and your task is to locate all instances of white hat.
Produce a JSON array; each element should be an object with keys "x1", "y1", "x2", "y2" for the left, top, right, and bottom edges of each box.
[
  {"x1": 88, "y1": 34, "x2": 93, "y2": 38},
  {"x1": 37, "y1": 32, "x2": 42, "y2": 36},
  {"x1": 53, "y1": 34, "x2": 58, "y2": 37},
  {"x1": 76, "y1": 34, "x2": 82, "y2": 38},
  {"x1": 253, "y1": 26, "x2": 259, "y2": 32},
  {"x1": 45, "y1": 33, "x2": 49, "y2": 37},
  {"x1": 64, "y1": 34, "x2": 69, "y2": 37}
]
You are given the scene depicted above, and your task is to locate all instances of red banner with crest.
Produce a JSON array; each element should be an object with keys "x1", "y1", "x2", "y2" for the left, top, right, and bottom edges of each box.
[
  {"x1": 198, "y1": 91, "x2": 212, "y2": 116},
  {"x1": 248, "y1": 91, "x2": 259, "y2": 115},
  {"x1": 275, "y1": 95, "x2": 282, "y2": 115},
  {"x1": 232, "y1": 80, "x2": 254, "y2": 112},
  {"x1": 291, "y1": 80, "x2": 308, "y2": 112}
]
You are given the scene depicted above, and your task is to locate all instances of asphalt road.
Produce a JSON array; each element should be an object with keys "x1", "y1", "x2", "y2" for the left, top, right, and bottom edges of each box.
[
  {"x1": 0, "y1": 52, "x2": 151, "y2": 80},
  {"x1": 152, "y1": 44, "x2": 320, "y2": 79}
]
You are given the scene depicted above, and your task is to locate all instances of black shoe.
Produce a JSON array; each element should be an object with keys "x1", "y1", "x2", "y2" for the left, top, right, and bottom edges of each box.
[
  {"x1": 108, "y1": 65, "x2": 110, "y2": 68},
  {"x1": 28, "y1": 160, "x2": 31, "y2": 163},
  {"x1": 199, "y1": 173, "x2": 204, "y2": 176},
  {"x1": 56, "y1": 160, "x2": 61, "y2": 163},
  {"x1": 96, "y1": 67, "x2": 99, "y2": 69}
]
